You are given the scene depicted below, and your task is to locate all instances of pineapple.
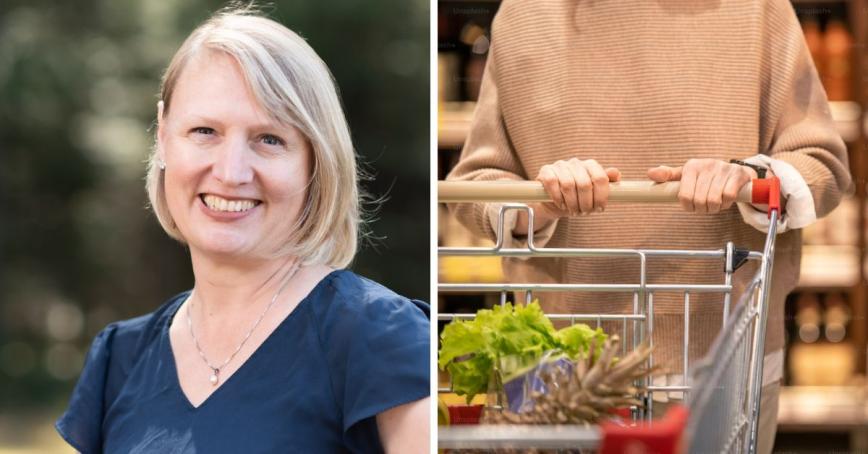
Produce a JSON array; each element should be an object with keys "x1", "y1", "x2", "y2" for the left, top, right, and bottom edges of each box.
[{"x1": 486, "y1": 335, "x2": 656, "y2": 426}]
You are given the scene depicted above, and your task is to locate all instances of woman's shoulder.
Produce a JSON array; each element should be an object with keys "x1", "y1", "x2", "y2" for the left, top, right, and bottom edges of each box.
[
  {"x1": 304, "y1": 269, "x2": 429, "y2": 432},
  {"x1": 312, "y1": 269, "x2": 429, "y2": 319},
  {"x1": 95, "y1": 291, "x2": 189, "y2": 359},
  {"x1": 56, "y1": 291, "x2": 189, "y2": 453},
  {"x1": 304, "y1": 269, "x2": 429, "y2": 348}
]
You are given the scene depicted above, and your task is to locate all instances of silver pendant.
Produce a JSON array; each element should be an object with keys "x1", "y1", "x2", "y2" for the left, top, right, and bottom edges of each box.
[{"x1": 209, "y1": 369, "x2": 219, "y2": 386}]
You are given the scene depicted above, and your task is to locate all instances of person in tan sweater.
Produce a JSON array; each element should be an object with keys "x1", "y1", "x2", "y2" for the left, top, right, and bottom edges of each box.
[{"x1": 446, "y1": 0, "x2": 852, "y2": 452}]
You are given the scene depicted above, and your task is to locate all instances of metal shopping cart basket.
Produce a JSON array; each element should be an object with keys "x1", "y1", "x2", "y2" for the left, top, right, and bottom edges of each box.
[{"x1": 437, "y1": 177, "x2": 782, "y2": 454}]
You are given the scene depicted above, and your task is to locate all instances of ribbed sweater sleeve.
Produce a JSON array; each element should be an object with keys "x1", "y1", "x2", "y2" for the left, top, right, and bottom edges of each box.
[
  {"x1": 761, "y1": 0, "x2": 853, "y2": 218},
  {"x1": 446, "y1": 50, "x2": 557, "y2": 246}
]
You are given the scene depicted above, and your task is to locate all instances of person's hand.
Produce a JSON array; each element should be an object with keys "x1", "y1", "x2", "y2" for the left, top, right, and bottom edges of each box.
[
  {"x1": 647, "y1": 159, "x2": 760, "y2": 214},
  {"x1": 514, "y1": 158, "x2": 621, "y2": 235}
]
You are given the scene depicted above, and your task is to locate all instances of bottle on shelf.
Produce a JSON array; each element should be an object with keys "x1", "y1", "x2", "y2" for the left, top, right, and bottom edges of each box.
[
  {"x1": 823, "y1": 292, "x2": 850, "y2": 343},
  {"x1": 789, "y1": 292, "x2": 857, "y2": 386},
  {"x1": 794, "y1": 292, "x2": 822, "y2": 344}
]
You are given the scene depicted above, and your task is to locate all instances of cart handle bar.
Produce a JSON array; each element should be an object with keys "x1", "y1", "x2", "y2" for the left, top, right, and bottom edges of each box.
[{"x1": 440, "y1": 178, "x2": 781, "y2": 219}]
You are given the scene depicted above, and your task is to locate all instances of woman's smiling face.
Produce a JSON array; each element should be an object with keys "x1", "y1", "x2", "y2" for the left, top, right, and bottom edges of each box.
[{"x1": 158, "y1": 50, "x2": 313, "y2": 261}]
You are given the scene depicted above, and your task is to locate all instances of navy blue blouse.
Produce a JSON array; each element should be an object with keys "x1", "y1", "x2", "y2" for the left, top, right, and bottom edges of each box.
[{"x1": 56, "y1": 270, "x2": 430, "y2": 453}]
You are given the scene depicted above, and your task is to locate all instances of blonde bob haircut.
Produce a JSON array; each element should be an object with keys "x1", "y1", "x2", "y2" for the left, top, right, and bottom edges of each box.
[{"x1": 146, "y1": 6, "x2": 361, "y2": 268}]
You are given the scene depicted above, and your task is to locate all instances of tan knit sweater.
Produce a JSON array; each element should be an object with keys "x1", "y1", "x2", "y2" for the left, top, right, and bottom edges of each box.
[{"x1": 446, "y1": 0, "x2": 852, "y2": 373}]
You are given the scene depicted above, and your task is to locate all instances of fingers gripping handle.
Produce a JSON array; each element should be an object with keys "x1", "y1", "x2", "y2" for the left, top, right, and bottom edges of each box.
[{"x1": 750, "y1": 177, "x2": 781, "y2": 219}]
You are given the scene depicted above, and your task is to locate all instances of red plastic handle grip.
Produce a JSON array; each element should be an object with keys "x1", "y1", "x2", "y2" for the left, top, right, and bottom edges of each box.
[{"x1": 750, "y1": 177, "x2": 781, "y2": 219}]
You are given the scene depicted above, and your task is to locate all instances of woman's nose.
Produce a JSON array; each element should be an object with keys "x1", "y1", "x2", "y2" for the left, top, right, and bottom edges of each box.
[{"x1": 212, "y1": 137, "x2": 254, "y2": 185}]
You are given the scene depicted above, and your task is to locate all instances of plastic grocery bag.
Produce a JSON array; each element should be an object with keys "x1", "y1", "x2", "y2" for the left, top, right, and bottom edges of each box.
[{"x1": 501, "y1": 350, "x2": 574, "y2": 413}]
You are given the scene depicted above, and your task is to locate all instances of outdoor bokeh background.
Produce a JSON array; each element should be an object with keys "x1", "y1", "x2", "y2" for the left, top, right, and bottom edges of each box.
[{"x1": 0, "y1": 0, "x2": 428, "y2": 451}]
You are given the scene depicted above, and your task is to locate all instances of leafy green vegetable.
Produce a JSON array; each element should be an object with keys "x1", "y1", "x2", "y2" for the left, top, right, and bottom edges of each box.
[
  {"x1": 556, "y1": 323, "x2": 608, "y2": 359},
  {"x1": 439, "y1": 301, "x2": 607, "y2": 403}
]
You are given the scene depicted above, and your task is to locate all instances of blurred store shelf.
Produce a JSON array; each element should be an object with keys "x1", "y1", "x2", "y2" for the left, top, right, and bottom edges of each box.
[
  {"x1": 797, "y1": 245, "x2": 860, "y2": 289},
  {"x1": 438, "y1": 102, "x2": 476, "y2": 148},
  {"x1": 778, "y1": 385, "x2": 868, "y2": 431},
  {"x1": 438, "y1": 101, "x2": 863, "y2": 148},
  {"x1": 789, "y1": 342, "x2": 857, "y2": 386},
  {"x1": 831, "y1": 101, "x2": 861, "y2": 142}
]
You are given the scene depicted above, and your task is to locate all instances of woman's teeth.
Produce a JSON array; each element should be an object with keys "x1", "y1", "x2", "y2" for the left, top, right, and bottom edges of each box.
[{"x1": 202, "y1": 194, "x2": 259, "y2": 212}]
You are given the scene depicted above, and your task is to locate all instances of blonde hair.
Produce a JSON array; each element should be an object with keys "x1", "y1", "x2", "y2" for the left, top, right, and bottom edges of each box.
[{"x1": 146, "y1": 5, "x2": 361, "y2": 267}]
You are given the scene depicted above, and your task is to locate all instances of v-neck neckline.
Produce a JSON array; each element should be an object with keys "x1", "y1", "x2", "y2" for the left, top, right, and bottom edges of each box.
[{"x1": 164, "y1": 269, "x2": 342, "y2": 411}]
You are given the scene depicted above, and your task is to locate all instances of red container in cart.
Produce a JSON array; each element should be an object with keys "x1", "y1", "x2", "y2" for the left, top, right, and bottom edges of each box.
[
  {"x1": 447, "y1": 405, "x2": 484, "y2": 425},
  {"x1": 438, "y1": 178, "x2": 781, "y2": 453}
]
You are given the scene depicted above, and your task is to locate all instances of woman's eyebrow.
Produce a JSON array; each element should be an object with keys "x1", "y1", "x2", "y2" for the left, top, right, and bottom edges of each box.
[
  {"x1": 184, "y1": 114, "x2": 226, "y2": 128},
  {"x1": 184, "y1": 114, "x2": 285, "y2": 132}
]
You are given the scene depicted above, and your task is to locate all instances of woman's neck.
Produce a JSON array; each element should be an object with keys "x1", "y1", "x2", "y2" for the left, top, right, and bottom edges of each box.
[{"x1": 188, "y1": 251, "x2": 300, "y2": 319}]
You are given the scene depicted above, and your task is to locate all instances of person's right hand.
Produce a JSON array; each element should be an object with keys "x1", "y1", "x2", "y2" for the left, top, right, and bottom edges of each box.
[{"x1": 515, "y1": 158, "x2": 621, "y2": 235}]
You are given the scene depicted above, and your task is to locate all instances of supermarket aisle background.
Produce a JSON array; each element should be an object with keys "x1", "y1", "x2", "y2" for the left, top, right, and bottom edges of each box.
[
  {"x1": 438, "y1": 1, "x2": 868, "y2": 452},
  {"x1": 0, "y1": 0, "x2": 428, "y2": 451}
]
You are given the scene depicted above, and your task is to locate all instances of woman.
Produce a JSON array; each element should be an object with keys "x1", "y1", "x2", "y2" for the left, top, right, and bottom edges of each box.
[
  {"x1": 446, "y1": 1, "x2": 851, "y2": 453},
  {"x1": 56, "y1": 7, "x2": 429, "y2": 453}
]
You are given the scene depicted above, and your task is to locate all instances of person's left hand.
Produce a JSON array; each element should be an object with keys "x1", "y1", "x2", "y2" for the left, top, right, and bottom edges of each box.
[{"x1": 647, "y1": 159, "x2": 761, "y2": 214}]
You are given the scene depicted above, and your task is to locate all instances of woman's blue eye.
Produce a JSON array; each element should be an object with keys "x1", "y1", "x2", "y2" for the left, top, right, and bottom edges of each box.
[{"x1": 261, "y1": 134, "x2": 285, "y2": 146}]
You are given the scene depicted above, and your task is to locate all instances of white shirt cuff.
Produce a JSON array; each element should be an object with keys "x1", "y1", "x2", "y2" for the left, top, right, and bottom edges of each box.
[{"x1": 735, "y1": 154, "x2": 817, "y2": 234}]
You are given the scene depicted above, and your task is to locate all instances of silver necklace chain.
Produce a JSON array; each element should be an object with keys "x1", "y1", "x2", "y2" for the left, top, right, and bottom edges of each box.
[{"x1": 186, "y1": 260, "x2": 301, "y2": 386}]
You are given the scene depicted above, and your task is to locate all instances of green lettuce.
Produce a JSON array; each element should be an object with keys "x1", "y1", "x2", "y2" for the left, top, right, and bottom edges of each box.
[
  {"x1": 556, "y1": 323, "x2": 608, "y2": 359},
  {"x1": 438, "y1": 301, "x2": 607, "y2": 403}
]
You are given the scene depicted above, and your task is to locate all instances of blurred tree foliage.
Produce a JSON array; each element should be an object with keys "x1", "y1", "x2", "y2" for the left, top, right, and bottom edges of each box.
[{"x1": 0, "y1": 0, "x2": 428, "y2": 408}]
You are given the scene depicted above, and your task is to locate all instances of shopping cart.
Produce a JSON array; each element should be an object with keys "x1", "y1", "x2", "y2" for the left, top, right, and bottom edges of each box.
[{"x1": 437, "y1": 178, "x2": 781, "y2": 453}]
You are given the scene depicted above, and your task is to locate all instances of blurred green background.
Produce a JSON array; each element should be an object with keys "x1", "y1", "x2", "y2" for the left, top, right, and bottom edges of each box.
[{"x1": 0, "y1": 0, "x2": 428, "y2": 450}]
